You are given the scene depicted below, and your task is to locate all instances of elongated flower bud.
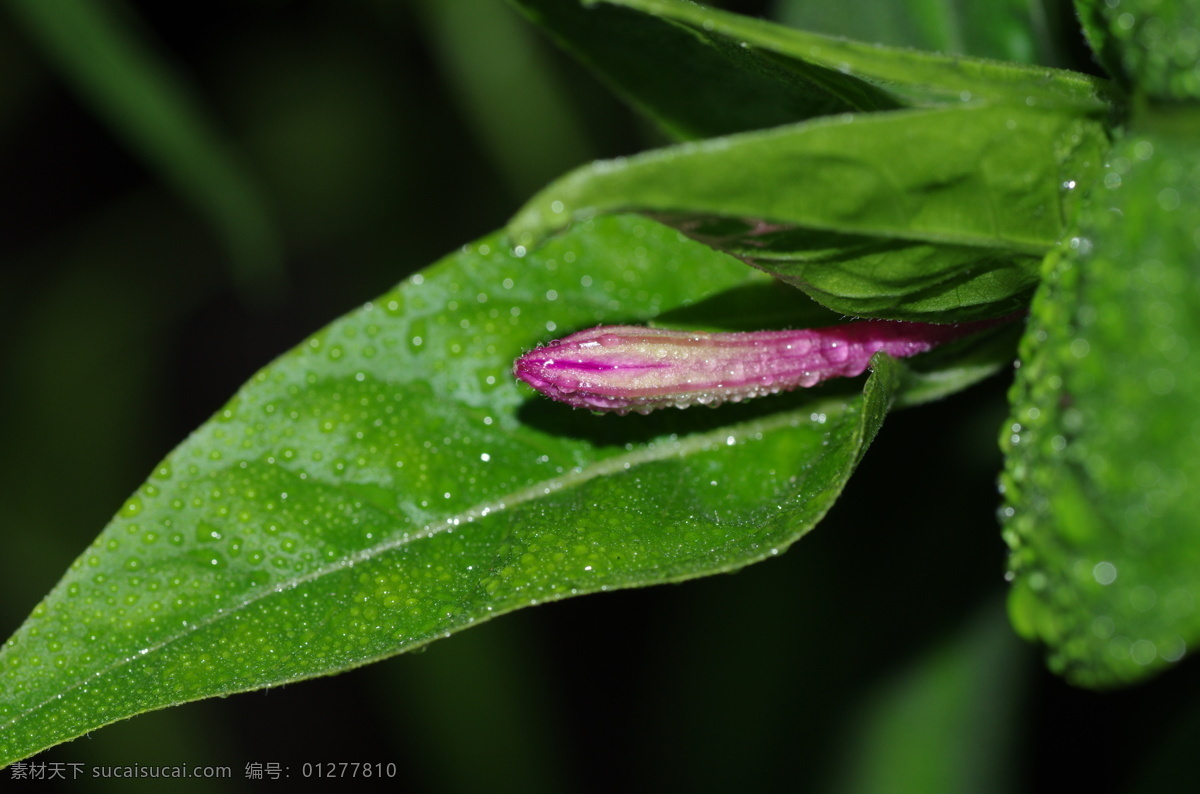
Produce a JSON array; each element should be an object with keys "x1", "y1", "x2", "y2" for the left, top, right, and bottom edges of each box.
[{"x1": 514, "y1": 317, "x2": 1010, "y2": 414}]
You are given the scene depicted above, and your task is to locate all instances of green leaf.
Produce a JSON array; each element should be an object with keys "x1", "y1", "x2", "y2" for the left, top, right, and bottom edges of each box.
[
  {"x1": 1002, "y1": 125, "x2": 1200, "y2": 687},
  {"x1": 509, "y1": 0, "x2": 1113, "y2": 141},
  {"x1": 511, "y1": 106, "x2": 1098, "y2": 252},
  {"x1": 6, "y1": 0, "x2": 281, "y2": 294},
  {"x1": 511, "y1": 107, "x2": 1108, "y2": 317},
  {"x1": 1073, "y1": 0, "x2": 1132, "y2": 93},
  {"x1": 775, "y1": 246, "x2": 1038, "y2": 322},
  {"x1": 0, "y1": 216, "x2": 905, "y2": 764}
]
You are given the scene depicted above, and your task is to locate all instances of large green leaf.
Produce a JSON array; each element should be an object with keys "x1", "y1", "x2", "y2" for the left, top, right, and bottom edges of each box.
[
  {"x1": 510, "y1": 106, "x2": 1107, "y2": 319},
  {"x1": 511, "y1": 106, "x2": 1099, "y2": 252},
  {"x1": 509, "y1": 0, "x2": 1113, "y2": 142},
  {"x1": 1, "y1": 216, "x2": 915, "y2": 764},
  {"x1": 1002, "y1": 125, "x2": 1200, "y2": 687}
]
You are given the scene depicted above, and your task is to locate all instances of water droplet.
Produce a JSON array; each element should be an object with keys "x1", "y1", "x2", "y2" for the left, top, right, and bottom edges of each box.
[{"x1": 1093, "y1": 561, "x2": 1118, "y2": 585}]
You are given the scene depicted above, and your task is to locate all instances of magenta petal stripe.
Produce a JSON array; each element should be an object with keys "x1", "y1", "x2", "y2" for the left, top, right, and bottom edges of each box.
[{"x1": 513, "y1": 316, "x2": 1012, "y2": 414}]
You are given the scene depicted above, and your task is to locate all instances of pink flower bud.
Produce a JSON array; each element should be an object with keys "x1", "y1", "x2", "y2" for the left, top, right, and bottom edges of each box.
[{"x1": 514, "y1": 316, "x2": 1010, "y2": 414}]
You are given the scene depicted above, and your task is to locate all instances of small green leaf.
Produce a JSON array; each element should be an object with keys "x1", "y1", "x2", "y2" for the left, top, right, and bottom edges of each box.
[
  {"x1": 776, "y1": 247, "x2": 1038, "y2": 322},
  {"x1": 1002, "y1": 126, "x2": 1200, "y2": 687},
  {"x1": 666, "y1": 217, "x2": 1040, "y2": 321},
  {"x1": 1073, "y1": 0, "x2": 1132, "y2": 93},
  {"x1": 0, "y1": 216, "x2": 902, "y2": 764}
]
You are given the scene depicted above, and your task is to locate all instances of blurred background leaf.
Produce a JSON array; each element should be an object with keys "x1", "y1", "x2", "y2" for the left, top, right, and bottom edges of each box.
[
  {"x1": 1, "y1": 1, "x2": 1197, "y2": 792},
  {"x1": 6, "y1": 0, "x2": 282, "y2": 297},
  {"x1": 773, "y1": 0, "x2": 1087, "y2": 68},
  {"x1": 822, "y1": 597, "x2": 1029, "y2": 794}
]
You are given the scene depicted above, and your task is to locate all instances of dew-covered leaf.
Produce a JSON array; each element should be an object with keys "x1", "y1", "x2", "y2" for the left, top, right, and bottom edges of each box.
[
  {"x1": 1, "y1": 216, "x2": 911, "y2": 763},
  {"x1": 1002, "y1": 128, "x2": 1200, "y2": 687},
  {"x1": 1072, "y1": 0, "x2": 1200, "y2": 101}
]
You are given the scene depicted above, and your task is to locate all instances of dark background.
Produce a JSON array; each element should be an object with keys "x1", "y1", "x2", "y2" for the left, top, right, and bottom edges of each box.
[{"x1": 2, "y1": 1, "x2": 1198, "y2": 791}]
